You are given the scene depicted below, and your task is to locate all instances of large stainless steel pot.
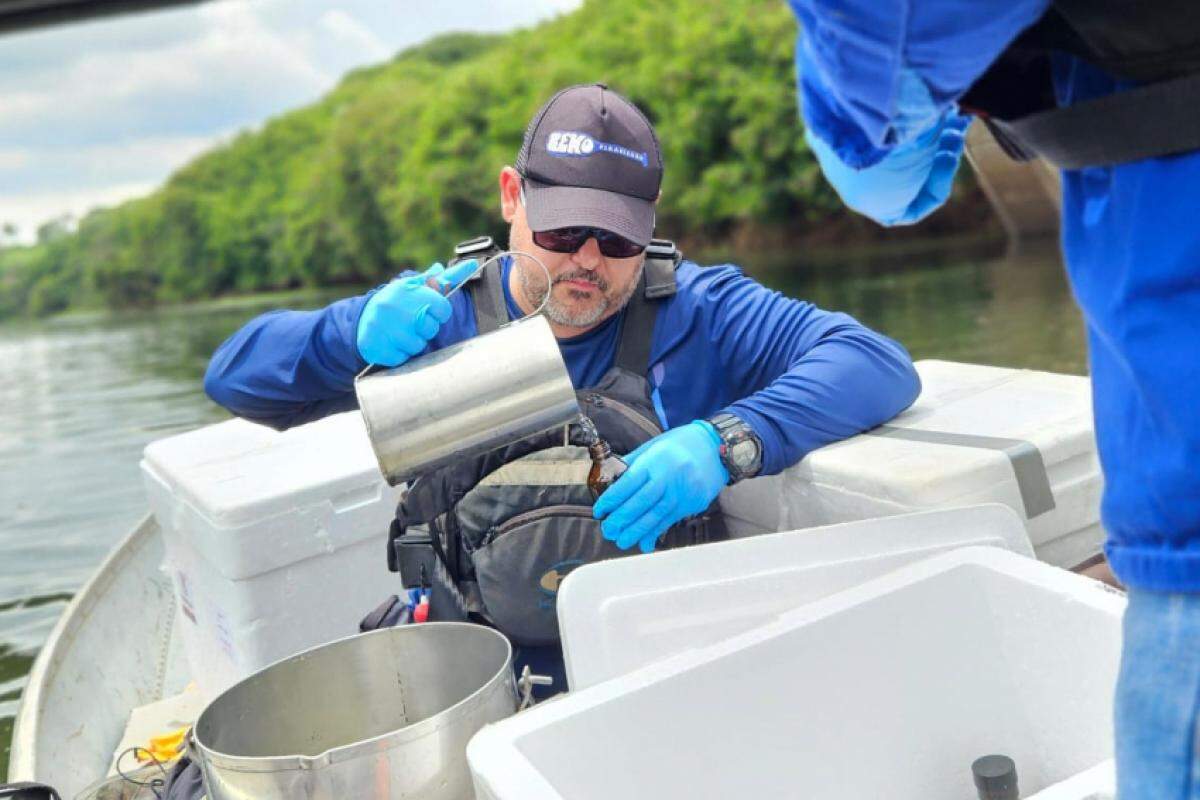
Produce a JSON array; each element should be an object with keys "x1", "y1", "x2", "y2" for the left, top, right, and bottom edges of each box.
[
  {"x1": 355, "y1": 314, "x2": 579, "y2": 486},
  {"x1": 193, "y1": 623, "x2": 516, "y2": 799}
]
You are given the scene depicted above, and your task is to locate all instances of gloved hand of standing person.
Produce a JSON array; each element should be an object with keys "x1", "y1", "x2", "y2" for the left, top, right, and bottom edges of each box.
[
  {"x1": 592, "y1": 421, "x2": 729, "y2": 553},
  {"x1": 806, "y1": 110, "x2": 970, "y2": 227},
  {"x1": 356, "y1": 259, "x2": 477, "y2": 367},
  {"x1": 796, "y1": 43, "x2": 970, "y2": 227}
]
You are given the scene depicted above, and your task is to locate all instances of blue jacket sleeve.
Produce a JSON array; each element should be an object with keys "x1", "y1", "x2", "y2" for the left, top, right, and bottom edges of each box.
[
  {"x1": 788, "y1": 0, "x2": 1049, "y2": 163},
  {"x1": 203, "y1": 292, "x2": 373, "y2": 430},
  {"x1": 678, "y1": 266, "x2": 920, "y2": 476}
]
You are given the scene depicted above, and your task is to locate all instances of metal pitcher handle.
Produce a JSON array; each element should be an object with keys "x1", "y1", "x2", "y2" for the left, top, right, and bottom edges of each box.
[
  {"x1": 517, "y1": 665, "x2": 555, "y2": 711},
  {"x1": 355, "y1": 249, "x2": 553, "y2": 379}
]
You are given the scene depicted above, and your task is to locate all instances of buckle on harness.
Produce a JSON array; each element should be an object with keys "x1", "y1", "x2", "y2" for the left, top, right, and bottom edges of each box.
[
  {"x1": 455, "y1": 236, "x2": 496, "y2": 257},
  {"x1": 643, "y1": 239, "x2": 679, "y2": 300},
  {"x1": 453, "y1": 236, "x2": 497, "y2": 283},
  {"x1": 645, "y1": 238, "x2": 677, "y2": 260}
]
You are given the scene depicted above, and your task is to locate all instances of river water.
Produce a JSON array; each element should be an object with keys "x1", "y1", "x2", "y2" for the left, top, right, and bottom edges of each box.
[{"x1": 0, "y1": 241, "x2": 1086, "y2": 776}]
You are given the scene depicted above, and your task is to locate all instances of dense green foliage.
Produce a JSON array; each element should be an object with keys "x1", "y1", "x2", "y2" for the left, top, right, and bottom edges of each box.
[{"x1": 0, "y1": 0, "x2": 951, "y2": 318}]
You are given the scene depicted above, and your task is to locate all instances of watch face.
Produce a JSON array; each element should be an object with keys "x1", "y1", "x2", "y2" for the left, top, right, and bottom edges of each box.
[
  {"x1": 730, "y1": 439, "x2": 759, "y2": 469},
  {"x1": 709, "y1": 414, "x2": 762, "y2": 480}
]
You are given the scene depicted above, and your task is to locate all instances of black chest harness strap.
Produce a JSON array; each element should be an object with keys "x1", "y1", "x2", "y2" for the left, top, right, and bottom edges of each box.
[
  {"x1": 981, "y1": 71, "x2": 1200, "y2": 170},
  {"x1": 616, "y1": 239, "x2": 681, "y2": 373},
  {"x1": 964, "y1": 0, "x2": 1200, "y2": 170},
  {"x1": 450, "y1": 235, "x2": 506, "y2": 334}
]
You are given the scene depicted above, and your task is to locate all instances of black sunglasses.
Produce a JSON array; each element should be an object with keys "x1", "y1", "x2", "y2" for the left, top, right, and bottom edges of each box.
[
  {"x1": 532, "y1": 226, "x2": 646, "y2": 259},
  {"x1": 520, "y1": 179, "x2": 646, "y2": 259}
]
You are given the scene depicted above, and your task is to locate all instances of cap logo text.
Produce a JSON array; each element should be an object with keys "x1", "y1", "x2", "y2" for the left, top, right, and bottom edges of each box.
[
  {"x1": 547, "y1": 131, "x2": 595, "y2": 155},
  {"x1": 546, "y1": 130, "x2": 649, "y2": 167}
]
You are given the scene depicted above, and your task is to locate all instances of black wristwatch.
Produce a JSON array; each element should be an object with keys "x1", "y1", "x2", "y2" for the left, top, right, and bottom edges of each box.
[{"x1": 706, "y1": 412, "x2": 763, "y2": 484}]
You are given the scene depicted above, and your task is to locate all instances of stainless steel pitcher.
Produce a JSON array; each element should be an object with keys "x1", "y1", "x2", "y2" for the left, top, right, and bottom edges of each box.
[
  {"x1": 193, "y1": 623, "x2": 517, "y2": 800},
  {"x1": 356, "y1": 313, "x2": 579, "y2": 486}
]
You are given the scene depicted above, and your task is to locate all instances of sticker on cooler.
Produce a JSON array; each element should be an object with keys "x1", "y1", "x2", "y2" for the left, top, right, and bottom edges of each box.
[
  {"x1": 214, "y1": 607, "x2": 236, "y2": 667},
  {"x1": 176, "y1": 570, "x2": 197, "y2": 625}
]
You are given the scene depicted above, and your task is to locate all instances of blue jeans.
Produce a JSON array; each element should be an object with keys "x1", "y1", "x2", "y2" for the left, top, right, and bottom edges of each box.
[{"x1": 1116, "y1": 589, "x2": 1200, "y2": 798}]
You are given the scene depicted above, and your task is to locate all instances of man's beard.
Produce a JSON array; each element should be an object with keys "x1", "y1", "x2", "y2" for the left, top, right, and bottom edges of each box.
[{"x1": 518, "y1": 261, "x2": 643, "y2": 328}]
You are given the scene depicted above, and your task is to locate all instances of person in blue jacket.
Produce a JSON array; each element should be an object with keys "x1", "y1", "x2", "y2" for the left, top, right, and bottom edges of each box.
[
  {"x1": 205, "y1": 83, "x2": 919, "y2": 683},
  {"x1": 783, "y1": 2, "x2": 1200, "y2": 796}
]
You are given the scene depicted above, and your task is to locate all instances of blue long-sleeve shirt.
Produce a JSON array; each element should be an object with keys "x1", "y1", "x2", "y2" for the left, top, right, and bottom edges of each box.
[
  {"x1": 786, "y1": 0, "x2": 1200, "y2": 590},
  {"x1": 205, "y1": 260, "x2": 920, "y2": 477}
]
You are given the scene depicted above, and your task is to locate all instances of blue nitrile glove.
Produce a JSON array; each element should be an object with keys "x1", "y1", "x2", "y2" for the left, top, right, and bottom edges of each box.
[
  {"x1": 356, "y1": 260, "x2": 477, "y2": 366},
  {"x1": 592, "y1": 421, "x2": 729, "y2": 554},
  {"x1": 806, "y1": 110, "x2": 970, "y2": 227},
  {"x1": 796, "y1": 55, "x2": 970, "y2": 227},
  {"x1": 431, "y1": 258, "x2": 483, "y2": 294}
]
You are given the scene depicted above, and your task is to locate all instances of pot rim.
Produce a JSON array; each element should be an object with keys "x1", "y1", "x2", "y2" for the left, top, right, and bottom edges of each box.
[{"x1": 193, "y1": 622, "x2": 515, "y2": 773}]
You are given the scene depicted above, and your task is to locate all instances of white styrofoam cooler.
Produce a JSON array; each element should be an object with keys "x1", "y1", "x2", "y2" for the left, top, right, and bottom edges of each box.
[
  {"x1": 141, "y1": 411, "x2": 402, "y2": 699},
  {"x1": 720, "y1": 360, "x2": 1103, "y2": 568},
  {"x1": 1029, "y1": 760, "x2": 1115, "y2": 799},
  {"x1": 469, "y1": 547, "x2": 1126, "y2": 800},
  {"x1": 560, "y1": 504, "x2": 1034, "y2": 690}
]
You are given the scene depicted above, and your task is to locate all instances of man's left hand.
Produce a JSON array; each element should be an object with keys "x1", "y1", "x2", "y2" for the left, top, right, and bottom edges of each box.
[{"x1": 592, "y1": 421, "x2": 729, "y2": 553}]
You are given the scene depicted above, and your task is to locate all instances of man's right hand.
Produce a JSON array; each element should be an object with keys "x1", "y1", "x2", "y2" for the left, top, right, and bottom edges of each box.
[{"x1": 356, "y1": 261, "x2": 475, "y2": 367}]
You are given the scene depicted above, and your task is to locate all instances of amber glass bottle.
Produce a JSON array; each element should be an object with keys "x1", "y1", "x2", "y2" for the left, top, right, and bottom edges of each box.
[{"x1": 587, "y1": 438, "x2": 628, "y2": 499}]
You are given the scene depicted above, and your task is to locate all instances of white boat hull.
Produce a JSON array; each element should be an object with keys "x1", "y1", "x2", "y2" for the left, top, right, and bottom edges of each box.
[{"x1": 8, "y1": 514, "x2": 189, "y2": 798}]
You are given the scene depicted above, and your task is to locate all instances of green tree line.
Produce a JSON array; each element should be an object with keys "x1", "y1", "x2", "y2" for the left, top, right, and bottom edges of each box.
[{"x1": 0, "y1": 0, "x2": 982, "y2": 319}]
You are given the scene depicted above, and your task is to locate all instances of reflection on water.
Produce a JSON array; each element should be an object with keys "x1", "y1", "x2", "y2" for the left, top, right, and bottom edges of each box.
[
  {"x1": 741, "y1": 240, "x2": 1086, "y2": 376},
  {"x1": 0, "y1": 290, "x2": 342, "y2": 776},
  {"x1": 0, "y1": 244, "x2": 1086, "y2": 775}
]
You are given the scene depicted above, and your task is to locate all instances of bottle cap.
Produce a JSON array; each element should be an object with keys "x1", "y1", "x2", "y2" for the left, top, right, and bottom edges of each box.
[{"x1": 972, "y1": 754, "x2": 1018, "y2": 800}]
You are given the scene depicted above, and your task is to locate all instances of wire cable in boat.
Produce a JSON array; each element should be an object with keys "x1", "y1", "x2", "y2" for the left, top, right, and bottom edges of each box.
[{"x1": 114, "y1": 746, "x2": 170, "y2": 799}]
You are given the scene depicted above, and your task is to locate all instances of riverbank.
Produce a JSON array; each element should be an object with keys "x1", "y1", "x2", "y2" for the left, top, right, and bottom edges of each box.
[
  {"x1": 0, "y1": 285, "x2": 354, "y2": 330},
  {"x1": 1, "y1": 230, "x2": 1013, "y2": 330}
]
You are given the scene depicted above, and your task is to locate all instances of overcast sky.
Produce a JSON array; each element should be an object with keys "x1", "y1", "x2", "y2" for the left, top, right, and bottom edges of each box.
[{"x1": 0, "y1": 0, "x2": 581, "y2": 243}]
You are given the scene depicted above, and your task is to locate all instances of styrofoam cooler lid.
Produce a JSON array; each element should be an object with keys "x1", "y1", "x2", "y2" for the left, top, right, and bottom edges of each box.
[
  {"x1": 141, "y1": 411, "x2": 384, "y2": 528},
  {"x1": 803, "y1": 360, "x2": 1095, "y2": 511},
  {"x1": 559, "y1": 504, "x2": 1034, "y2": 689}
]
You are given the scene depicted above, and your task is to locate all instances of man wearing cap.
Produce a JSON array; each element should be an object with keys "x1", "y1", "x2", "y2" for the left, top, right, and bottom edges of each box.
[{"x1": 205, "y1": 84, "x2": 919, "y2": 683}]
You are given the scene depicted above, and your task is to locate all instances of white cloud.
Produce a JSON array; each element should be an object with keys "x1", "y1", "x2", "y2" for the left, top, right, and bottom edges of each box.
[
  {"x1": 1, "y1": 3, "x2": 333, "y2": 145},
  {"x1": 86, "y1": 134, "x2": 228, "y2": 167},
  {"x1": 6, "y1": 131, "x2": 233, "y2": 192},
  {"x1": 59, "y1": 133, "x2": 233, "y2": 188},
  {"x1": 319, "y1": 10, "x2": 391, "y2": 63},
  {"x1": 0, "y1": 133, "x2": 232, "y2": 241},
  {"x1": 0, "y1": 0, "x2": 586, "y2": 241},
  {"x1": 0, "y1": 182, "x2": 157, "y2": 242},
  {"x1": 0, "y1": 92, "x2": 48, "y2": 122},
  {"x1": 0, "y1": 150, "x2": 31, "y2": 172},
  {"x1": 190, "y1": 0, "x2": 335, "y2": 88}
]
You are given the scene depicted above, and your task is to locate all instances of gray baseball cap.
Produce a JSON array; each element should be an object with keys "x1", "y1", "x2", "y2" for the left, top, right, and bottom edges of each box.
[{"x1": 516, "y1": 83, "x2": 663, "y2": 247}]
